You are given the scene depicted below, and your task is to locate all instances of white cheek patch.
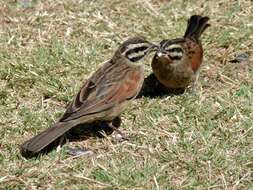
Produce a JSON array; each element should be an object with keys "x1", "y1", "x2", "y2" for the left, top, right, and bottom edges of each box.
[
  {"x1": 127, "y1": 51, "x2": 145, "y2": 59},
  {"x1": 168, "y1": 51, "x2": 183, "y2": 58}
]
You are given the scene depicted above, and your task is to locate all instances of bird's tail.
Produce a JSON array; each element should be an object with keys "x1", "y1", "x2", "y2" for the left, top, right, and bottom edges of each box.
[
  {"x1": 20, "y1": 121, "x2": 75, "y2": 158},
  {"x1": 184, "y1": 15, "x2": 210, "y2": 41}
]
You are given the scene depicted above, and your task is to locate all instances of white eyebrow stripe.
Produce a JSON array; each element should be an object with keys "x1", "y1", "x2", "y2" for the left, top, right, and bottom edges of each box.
[
  {"x1": 127, "y1": 51, "x2": 145, "y2": 59},
  {"x1": 128, "y1": 42, "x2": 150, "y2": 49},
  {"x1": 165, "y1": 44, "x2": 183, "y2": 51}
]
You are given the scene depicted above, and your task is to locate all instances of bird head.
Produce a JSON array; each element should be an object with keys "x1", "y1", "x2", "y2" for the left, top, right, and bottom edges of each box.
[
  {"x1": 118, "y1": 37, "x2": 158, "y2": 62},
  {"x1": 156, "y1": 39, "x2": 185, "y2": 61}
]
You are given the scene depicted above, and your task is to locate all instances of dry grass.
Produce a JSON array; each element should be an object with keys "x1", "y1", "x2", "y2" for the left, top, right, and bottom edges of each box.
[{"x1": 0, "y1": 0, "x2": 252, "y2": 189}]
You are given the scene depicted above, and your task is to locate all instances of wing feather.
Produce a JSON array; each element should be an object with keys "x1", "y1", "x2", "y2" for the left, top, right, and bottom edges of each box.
[{"x1": 60, "y1": 60, "x2": 143, "y2": 122}]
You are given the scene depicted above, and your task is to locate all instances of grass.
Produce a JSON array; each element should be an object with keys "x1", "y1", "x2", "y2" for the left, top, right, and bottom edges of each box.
[{"x1": 0, "y1": 0, "x2": 252, "y2": 189}]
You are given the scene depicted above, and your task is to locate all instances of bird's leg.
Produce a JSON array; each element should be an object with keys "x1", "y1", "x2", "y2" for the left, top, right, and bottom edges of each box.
[
  {"x1": 109, "y1": 117, "x2": 128, "y2": 141},
  {"x1": 56, "y1": 135, "x2": 66, "y2": 152},
  {"x1": 190, "y1": 70, "x2": 200, "y2": 93},
  {"x1": 66, "y1": 147, "x2": 93, "y2": 157}
]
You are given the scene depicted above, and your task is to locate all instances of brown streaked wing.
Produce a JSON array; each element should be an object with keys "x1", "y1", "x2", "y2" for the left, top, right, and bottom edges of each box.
[
  {"x1": 60, "y1": 60, "x2": 114, "y2": 121},
  {"x1": 60, "y1": 62, "x2": 143, "y2": 122}
]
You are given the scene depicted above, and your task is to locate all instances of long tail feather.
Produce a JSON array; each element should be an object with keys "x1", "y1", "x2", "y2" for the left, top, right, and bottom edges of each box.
[
  {"x1": 184, "y1": 15, "x2": 210, "y2": 41},
  {"x1": 20, "y1": 121, "x2": 75, "y2": 157}
]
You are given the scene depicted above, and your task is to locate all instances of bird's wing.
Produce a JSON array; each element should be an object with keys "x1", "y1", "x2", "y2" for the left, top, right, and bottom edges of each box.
[{"x1": 60, "y1": 61, "x2": 143, "y2": 122}]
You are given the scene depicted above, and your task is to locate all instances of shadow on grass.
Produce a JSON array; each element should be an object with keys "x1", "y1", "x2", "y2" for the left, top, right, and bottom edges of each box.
[
  {"x1": 137, "y1": 73, "x2": 185, "y2": 99},
  {"x1": 20, "y1": 117, "x2": 121, "y2": 159},
  {"x1": 21, "y1": 74, "x2": 184, "y2": 159}
]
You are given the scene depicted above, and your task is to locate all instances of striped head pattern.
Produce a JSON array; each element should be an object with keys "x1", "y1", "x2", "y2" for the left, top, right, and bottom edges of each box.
[
  {"x1": 158, "y1": 39, "x2": 185, "y2": 61},
  {"x1": 119, "y1": 37, "x2": 158, "y2": 62}
]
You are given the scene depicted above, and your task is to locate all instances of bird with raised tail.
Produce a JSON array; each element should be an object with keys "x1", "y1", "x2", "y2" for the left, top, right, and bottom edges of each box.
[{"x1": 151, "y1": 15, "x2": 210, "y2": 90}]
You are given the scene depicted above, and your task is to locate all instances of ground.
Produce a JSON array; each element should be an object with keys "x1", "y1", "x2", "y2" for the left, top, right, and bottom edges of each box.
[{"x1": 0, "y1": 0, "x2": 252, "y2": 189}]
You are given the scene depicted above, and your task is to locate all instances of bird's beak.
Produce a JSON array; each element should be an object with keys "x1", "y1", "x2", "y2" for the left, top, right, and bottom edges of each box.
[
  {"x1": 157, "y1": 51, "x2": 163, "y2": 57},
  {"x1": 148, "y1": 43, "x2": 159, "y2": 52},
  {"x1": 156, "y1": 48, "x2": 166, "y2": 57},
  {"x1": 144, "y1": 43, "x2": 159, "y2": 55}
]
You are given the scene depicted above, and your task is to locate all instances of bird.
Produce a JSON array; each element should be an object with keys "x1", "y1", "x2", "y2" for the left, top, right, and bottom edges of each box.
[
  {"x1": 20, "y1": 37, "x2": 158, "y2": 157},
  {"x1": 151, "y1": 15, "x2": 210, "y2": 90}
]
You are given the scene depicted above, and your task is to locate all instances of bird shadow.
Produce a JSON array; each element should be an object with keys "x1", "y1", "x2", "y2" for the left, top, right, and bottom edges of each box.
[
  {"x1": 21, "y1": 117, "x2": 121, "y2": 159},
  {"x1": 21, "y1": 74, "x2": 185, "y2": 159},
  {"x1": 137, "y1": 73, "x2": 185, "y2": 99}
]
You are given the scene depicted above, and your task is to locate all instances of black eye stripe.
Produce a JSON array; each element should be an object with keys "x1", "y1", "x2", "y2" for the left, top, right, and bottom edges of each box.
[
  {"x1": 167, "y1": 47, "x2": 184, "y2": 53},
  {"x1": 168, "y1": 55, "x2": 182, "y2": 60},
  {"x1": 125, "y1": 46, "x2": 150, "y2": 62},
  {"x1": 125, "y1": 46, "x2": 148, "y2": 56},
  {"x1": 129, "y1": 55, "x2": 144, "y2": 62}
]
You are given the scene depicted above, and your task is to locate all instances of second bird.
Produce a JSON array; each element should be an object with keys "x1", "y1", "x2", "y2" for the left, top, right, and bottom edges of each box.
[{"x1": 151, "y1": 15, "x2": 210, "y2": 90}]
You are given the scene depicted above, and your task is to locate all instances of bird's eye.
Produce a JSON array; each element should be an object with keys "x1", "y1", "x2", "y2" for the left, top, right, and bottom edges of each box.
[
  {"x1": 167, "y1": 54, "x2": 182, "y2": 60},
  {"x1": 163, "y1": 44, "x2": 184, "y2": 61},
  {"x1": 167, "y1": 47, "x2": 183, "y2": 53}
]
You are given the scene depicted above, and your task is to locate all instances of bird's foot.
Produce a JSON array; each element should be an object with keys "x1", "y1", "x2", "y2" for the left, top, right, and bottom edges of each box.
[{"x1": 66, "y1": 147, "x2": 93, "y2": 157}]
